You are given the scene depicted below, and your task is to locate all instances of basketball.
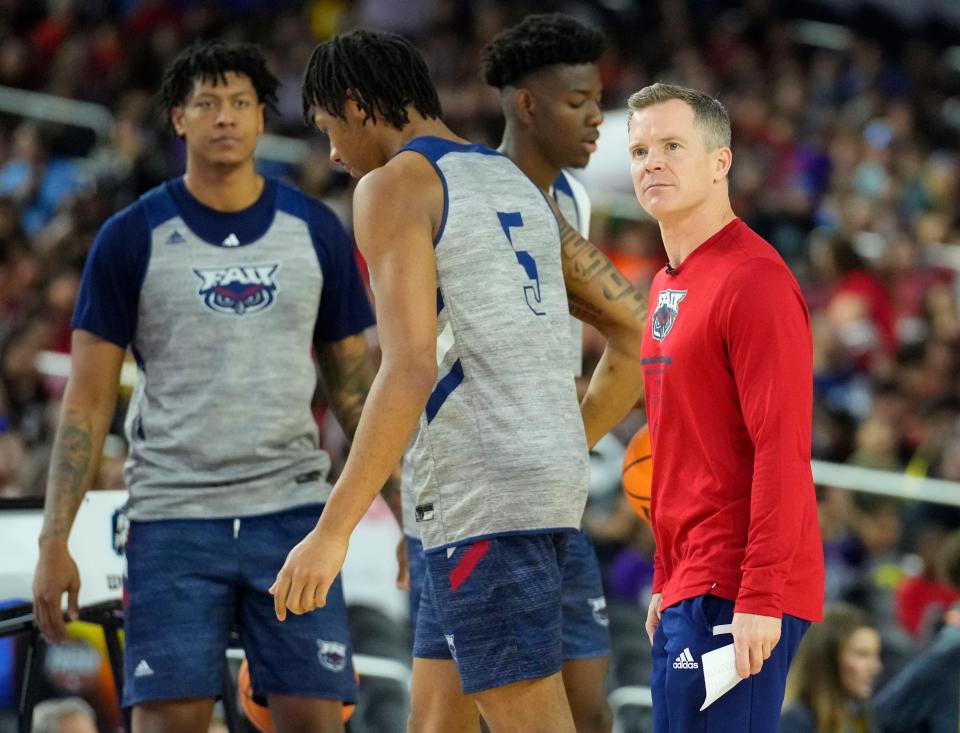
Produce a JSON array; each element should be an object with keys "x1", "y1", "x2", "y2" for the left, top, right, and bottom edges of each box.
[
  {"x1": 238, "y1": 658, "x2": 356, "y2": 731},
  {"x1": 623, "y1": 425, "x2": 653, "y2": 524}
]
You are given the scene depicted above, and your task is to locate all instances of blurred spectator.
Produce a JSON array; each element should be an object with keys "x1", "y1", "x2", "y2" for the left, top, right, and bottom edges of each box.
[
  {"x1": 894, "y1": 521, "x2": 960, "y2": 641},
  {"x1": 829, "y1": 494, "x2": 916, "y2": 680},
  {"x1": 0, "y1": 221, "x2": 40, "y2": 327},
  {"x1": 781, "y1": 603, "x2": 882, "y2": 733},
  {"x1": 873, "y1": 528, "x2": 960, "y2": 733},
  {"x1": 0, "y1": 427, "x2": 26, "y2": 497},
  {"x1": 1, "y1": 312, "x2": 56, "y2": 447},
  {"x1": 32, "y1": 696, "x2": 98, "y2": 733},
  {"x1": 0, "y1": 122, "x2": 83, "y2": 235}
]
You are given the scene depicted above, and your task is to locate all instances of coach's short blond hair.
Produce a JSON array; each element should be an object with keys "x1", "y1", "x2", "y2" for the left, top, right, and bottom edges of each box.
[{"x1": 627, "y1": 82, "x2": 731, "y2": 151}]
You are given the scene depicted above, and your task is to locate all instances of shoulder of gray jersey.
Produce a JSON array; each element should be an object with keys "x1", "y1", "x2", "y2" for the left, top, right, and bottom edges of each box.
[{"x1": 555, "y1": 170, "x2": 592, "y2": 238}]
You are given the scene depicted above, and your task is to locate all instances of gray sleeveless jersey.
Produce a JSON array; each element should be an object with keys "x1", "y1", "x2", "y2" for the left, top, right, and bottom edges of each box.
[
  {"x1": 398, "y1": 137, "x2": 590, "y2": 551},
  {"x1": 72, "y1": 179, "x2": 374, "y2": 520}
]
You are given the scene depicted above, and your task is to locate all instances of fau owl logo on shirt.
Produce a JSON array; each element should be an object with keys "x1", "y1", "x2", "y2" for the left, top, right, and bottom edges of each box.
[
  {"x1": 651, "y1": 289, "x2": 687, "y2": 342},
  {"x1": 193, "y1": 264, "x2": 280, "y2": 316}
]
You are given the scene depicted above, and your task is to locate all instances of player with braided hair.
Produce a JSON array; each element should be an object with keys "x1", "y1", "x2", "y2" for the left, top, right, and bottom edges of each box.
[{"x1": 274, "y1": 28, "x2": 646, "y2": 733}]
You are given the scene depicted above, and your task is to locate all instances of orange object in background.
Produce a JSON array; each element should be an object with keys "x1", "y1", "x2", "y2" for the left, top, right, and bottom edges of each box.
[
  {"x1": 237, "y1": 658, "x2": 355, "y2": 732},
  {"x1": 623, "y1": 425, "x2": 653, "y2": 524}
]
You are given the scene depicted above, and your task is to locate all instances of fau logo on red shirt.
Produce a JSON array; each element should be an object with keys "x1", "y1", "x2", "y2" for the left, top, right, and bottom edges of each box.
[
  {"x1": 192, "y1": 264, "x2": 280, "y2": 316},
  {"x1": 651, "y1": 289, "x2": 687, "y2": 342}
]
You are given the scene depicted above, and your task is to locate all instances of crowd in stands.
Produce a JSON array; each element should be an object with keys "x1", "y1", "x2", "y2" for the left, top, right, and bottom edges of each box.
[{"x1": 0, "y1": 0, "x2": 958, "y2": 731}]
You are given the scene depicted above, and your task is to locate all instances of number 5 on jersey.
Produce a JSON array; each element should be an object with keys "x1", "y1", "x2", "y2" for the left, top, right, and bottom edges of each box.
[{"x1": 497, "y1": 211, "x2": 545, "y2": 316}]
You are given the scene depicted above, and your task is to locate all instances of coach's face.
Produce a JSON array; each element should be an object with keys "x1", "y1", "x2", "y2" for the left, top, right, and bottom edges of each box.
[
  {"x1": 628, "y1": 99, "x2": 730, "y2": 223},
  {"x1": 171, "y1": 72, "x2": 264, "y2": 168},
  {"x1": 311, "y1": 100, "x2": 384, "y2": 178}
]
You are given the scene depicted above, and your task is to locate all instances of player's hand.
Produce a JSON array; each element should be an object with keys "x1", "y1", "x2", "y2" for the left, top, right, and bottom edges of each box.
[
  {"x1": 270, "y1": 527, "x2": 349, "y2": 622},
  {"x1": 645, "y1": 592, "x2": 663, "y2": 643},
  {"x1": 32, "y1": 538, "x2": 81, "y2": 645},
  {"x1": 732, "y1": 612, "x2": 781, "y2": 678},
  {"x1": 395, "y1": 536, "x2": 409, "y2": 590}
]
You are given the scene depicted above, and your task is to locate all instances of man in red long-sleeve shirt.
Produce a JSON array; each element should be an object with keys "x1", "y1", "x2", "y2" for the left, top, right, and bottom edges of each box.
[{"x1": 628, "y1": 82, "x2": 824, "y2": 732}]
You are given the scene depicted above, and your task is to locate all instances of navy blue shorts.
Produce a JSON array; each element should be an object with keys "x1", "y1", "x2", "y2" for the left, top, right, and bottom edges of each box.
[
  {"x1": 651, "y1": 594, "x2": 809, "y2": 733},
  {"x1": 561, "y1": 531, "x2": 611, "y2": 659},
  {"x1": 408, "y1": 531, "x2": 609, "y2": 662},
  {"x1": 406, "y1": 534, "x2": 427, "y2": 629},
  {"x1": 122, "y1": 504, "x2": 356, "y2": 708},
  {"x1": 413, "y1": 532, "x2": 570, "y2": 694}
]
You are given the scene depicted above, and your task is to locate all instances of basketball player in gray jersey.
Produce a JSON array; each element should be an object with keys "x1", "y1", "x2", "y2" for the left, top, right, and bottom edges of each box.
[
  {"x1": 488, "y1": 16, "x2": 614, "y2": 732},
  {"x1": 401, "y1": 14, "x2": 616, "y2": 733},
  {"x1": 33, "y1": 42, "x2": 386, "y2": 733},
  {"x1": 272, "y1": 29, "x2": 645, "y2": 733}
]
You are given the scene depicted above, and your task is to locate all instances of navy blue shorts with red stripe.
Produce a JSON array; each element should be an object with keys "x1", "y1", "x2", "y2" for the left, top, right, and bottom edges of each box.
[{"x1": 413, "y1": 532, "x2": 570, "y2": 694}]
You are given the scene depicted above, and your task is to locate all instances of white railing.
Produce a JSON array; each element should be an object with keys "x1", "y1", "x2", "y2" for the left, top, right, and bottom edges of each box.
[
  {"x1": 812, "y1": 459, "x2": 960, "y2": 507},
  {"x1": 0, "y1": 85, "x2": 310, "y2": 165}
]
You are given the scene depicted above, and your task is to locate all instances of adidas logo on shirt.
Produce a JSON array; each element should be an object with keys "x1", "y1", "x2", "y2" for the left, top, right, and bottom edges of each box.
[
  {"x1": 134, "y1": 659, "x2": 154, "y2": 677},
  {"x1": 165, "y1": 230, "x2": 185, "y2": 245},
  {"x1": 223, "y1": 233, "x2": 240, "y2": 247},
  {"x1": 673, "y1": 648, "x2": 699, "y2": 669}
]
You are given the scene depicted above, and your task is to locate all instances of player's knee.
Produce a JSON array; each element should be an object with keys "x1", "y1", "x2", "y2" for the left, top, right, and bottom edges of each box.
[
  {"x1": 407, "y1": 700, "x2": 440, "y2": 733},
  {"x1": 407, "y1": 710, "x2": 425, "y2": 733},
  {"x1": 566, "y1": 683, "x2": 612, "y2": 733},
  {"x1": 568, "y1": 694, "x2": 612, "y2": 733},
  {"x1": 407, "y1": 710, "x2": 443, "y2": 733},
  {"x1": 273, "y1": 716, "x2": 343, "y2": 733},
  {"x1": 572, "y1": 704, "x2": 613, "y2": 733},
  {"x1": 268, "y1": 698, "x2": 344, "y2": 733},
  {"x1": 407, "y1": 705, "x2": 478, "y2": 733}
]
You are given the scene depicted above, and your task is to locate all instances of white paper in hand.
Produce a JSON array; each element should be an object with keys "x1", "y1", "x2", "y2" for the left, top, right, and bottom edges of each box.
[{"x1": 700, "y1": 643, "x2": 743, "y2": 711}]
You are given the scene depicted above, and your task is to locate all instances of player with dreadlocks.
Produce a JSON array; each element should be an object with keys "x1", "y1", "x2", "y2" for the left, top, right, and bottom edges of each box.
[
  {"x1": 271, "y1": 28, "x2": 645, "y2": 733},
  {"x1": 33, "y1": 41, "x2": 383, "y2": 733}
]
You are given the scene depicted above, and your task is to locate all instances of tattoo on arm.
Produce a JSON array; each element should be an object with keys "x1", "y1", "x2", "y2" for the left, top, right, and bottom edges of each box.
[
  {"x1": 41, "y1": 410, "x2": 94, "y2": 541},
  {"x1": 558, "y1": 215, "x2": 648, "y2": 324},
  {"x1": 318, "y1": 341, "x2": 375, "y2": 442}
]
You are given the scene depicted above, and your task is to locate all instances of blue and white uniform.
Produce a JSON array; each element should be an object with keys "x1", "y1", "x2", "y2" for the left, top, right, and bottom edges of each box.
[
  {"x1": 404, "y1": 167, "x2": 611, "y2": 668},
  {"x1": 399, "y1": 137, "x2": 590, "y2": 693},
  {"x1": 73, "y1": 177, "x2": 373, "y2": 707}
]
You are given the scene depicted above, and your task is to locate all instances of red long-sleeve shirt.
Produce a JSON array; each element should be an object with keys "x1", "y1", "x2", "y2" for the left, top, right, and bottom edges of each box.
[{"x1": 642, "y1": 218, "x2": 824, "y2": 622}]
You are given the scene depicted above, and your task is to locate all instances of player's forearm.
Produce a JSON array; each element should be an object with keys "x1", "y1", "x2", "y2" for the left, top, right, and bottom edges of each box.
[
  {"x1": 379, "y1": 468, "x2": 404, "y2": 527},
  {"x1": 317, "y1": 335, "x2": 376, "y2": 443},
  {"x1": 580, "y1": 334, "x2": 643, "y2": 449},
  {"x1": 316, "y1": 360, "x2": 435, "y2": 538},
  {"x1": 39, "y1": 403, "x2": 112, "y2": 545},
  {"x1": 317, "y1": 337, "x2": 405, "y2": 526}
]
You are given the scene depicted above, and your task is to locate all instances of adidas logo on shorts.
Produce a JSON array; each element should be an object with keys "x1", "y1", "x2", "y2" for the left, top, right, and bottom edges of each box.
[{"x1": 673, "y1": 648, "x2": 699, "y2": 669}]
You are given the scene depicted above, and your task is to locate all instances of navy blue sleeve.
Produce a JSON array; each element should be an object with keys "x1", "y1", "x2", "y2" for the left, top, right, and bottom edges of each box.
[
  {"x1": 308, "y1": 200, "x2": 375, "y2": 342},
  {"x1": 71, "y1": 203, "x2": 151, "y2": 348},
  {"x1": 872, "y1": 644, "x2": 949, "y2": 732}
]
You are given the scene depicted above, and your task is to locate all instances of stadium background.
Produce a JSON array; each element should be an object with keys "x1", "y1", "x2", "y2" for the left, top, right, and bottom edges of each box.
[{"x1": 1, "y1": 0, "x2": 959, "y2": 731}]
